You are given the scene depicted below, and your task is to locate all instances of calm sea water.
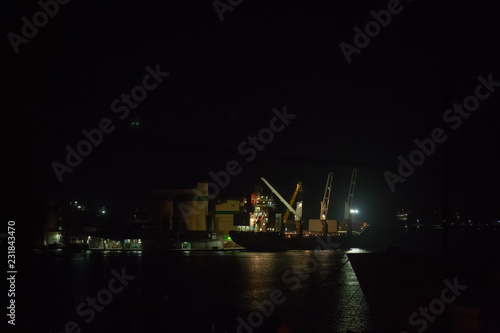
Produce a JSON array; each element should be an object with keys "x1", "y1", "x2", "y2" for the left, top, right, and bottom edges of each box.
[{"x1": 27, "y1": 249, "x2": 373, "y2": 333}]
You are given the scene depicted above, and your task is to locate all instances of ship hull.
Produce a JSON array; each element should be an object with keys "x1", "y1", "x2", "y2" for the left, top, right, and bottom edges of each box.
[
  {"x1": 229, "y1": 231, "x2": 352, "y2": 251},
  {"x1": 229, "y1": 231, "x2": 287, "y2": 252}
]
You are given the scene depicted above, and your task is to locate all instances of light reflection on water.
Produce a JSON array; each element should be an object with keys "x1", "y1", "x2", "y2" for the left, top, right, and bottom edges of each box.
[
  {"x1": 32, "y1": 249, "x2": 373, "y2": 332},
  {"x1": 346, "y1": 248, "x2": 372, "y2": 254}
]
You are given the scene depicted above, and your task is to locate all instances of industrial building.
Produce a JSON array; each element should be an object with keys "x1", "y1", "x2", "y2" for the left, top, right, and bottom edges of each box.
[{"x1": 151, "y1": 182, "x2": 245, "y2": 249}]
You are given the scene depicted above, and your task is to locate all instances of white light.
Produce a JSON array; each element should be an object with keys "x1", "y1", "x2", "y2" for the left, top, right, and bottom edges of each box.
[{"x1": 350, "y1": 209, "x2": 358, "y2": 214}]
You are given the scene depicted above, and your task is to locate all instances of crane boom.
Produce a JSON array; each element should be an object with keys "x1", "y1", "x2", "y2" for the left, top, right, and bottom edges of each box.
[
  {"x1": 283, "y1": 182, "x2": 302, "y2": 224},
  {"x1": 320, "y1": 172, "x2": 333, "y2": 220},
  {"x1": 260, "y1": 178, "x2": 298, "y2": 216}
]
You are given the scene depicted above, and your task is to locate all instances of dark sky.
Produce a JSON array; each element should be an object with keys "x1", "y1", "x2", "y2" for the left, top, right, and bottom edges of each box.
[{"x1": 4, "y1": 0, "x2": 500, "y2": 224}]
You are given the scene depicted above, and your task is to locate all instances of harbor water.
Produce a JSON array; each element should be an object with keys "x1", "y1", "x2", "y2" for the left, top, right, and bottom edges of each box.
[{"x1": 26, "y1": 249, "x2": 374, "y2": 333}]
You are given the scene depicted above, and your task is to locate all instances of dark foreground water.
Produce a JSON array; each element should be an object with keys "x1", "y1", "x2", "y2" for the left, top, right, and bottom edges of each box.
[{"x1": 27, "y1": 249, "x2": 373, "y2": 333}]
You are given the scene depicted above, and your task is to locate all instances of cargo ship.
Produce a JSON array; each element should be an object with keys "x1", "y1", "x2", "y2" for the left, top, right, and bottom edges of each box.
[{"x1": 230, "y1": 171, "x2": 361, "y2": 251}]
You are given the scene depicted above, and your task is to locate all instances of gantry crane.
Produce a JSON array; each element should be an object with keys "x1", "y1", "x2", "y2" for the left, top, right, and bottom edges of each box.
[{"x1": 320, "y1": 172, "x2": 333, "y2": 234}]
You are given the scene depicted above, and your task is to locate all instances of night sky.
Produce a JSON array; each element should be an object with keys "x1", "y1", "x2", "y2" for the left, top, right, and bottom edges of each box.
[{"x1": 5, "y1": 0, "x2": 500, "y2": 227}]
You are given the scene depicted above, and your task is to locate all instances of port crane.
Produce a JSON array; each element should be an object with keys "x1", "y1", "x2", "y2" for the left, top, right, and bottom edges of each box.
[
  {"x1": 283, "y1": 182, "x2": 302, "y2": 225},
  {"x1": 344, "y1": 168, "x2": 358, "y2": 236},
  {"x1": 344, "y1": 168, "x2": 357, "y2": 219},
  {"x1": 320, "y1": 172, "x2": 333, "y2": 234},
  {"x1": 260, "y1": 178, "x2": 302, "y2": 234}
]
